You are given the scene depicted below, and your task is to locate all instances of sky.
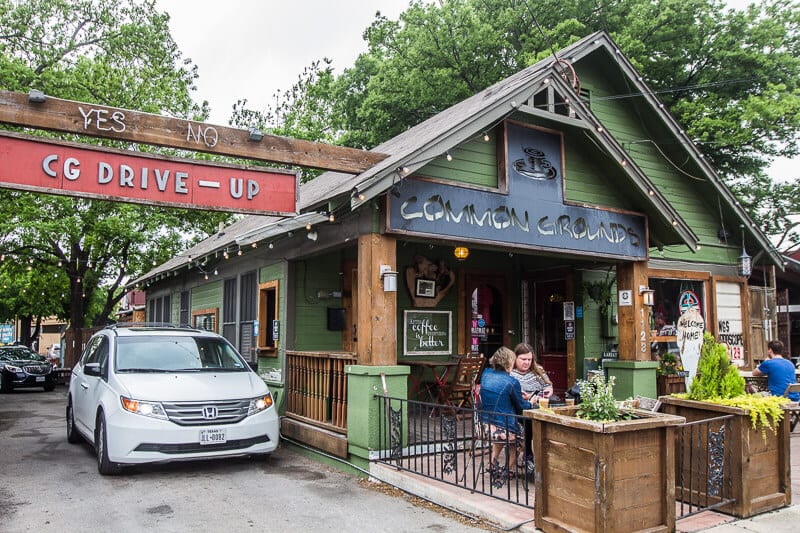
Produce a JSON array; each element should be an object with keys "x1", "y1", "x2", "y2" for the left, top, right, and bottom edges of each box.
[{"x1": 155, "y1": 0, "x2": 795, "y2": 182}]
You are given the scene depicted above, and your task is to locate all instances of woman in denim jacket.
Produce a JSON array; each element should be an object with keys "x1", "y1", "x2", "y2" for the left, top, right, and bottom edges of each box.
[{"x1": 479, "y1": 347, "x2": 532, "y2": 477}]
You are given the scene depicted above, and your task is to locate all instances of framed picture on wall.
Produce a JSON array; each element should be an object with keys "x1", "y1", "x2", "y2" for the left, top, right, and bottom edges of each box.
[{"x1": 415, "y1": 278, "x2": 436, "y2": 298}]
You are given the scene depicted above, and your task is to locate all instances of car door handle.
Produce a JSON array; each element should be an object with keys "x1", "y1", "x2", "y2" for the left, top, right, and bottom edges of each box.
[{"x1": 80, "y1": 382, "x2": 89, "y2": 390}]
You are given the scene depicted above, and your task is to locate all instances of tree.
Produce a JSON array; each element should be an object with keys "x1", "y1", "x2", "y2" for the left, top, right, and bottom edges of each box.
[
  {"x1": 0, "y1": 0, "x2": 231, "y2": 336},
  {"x1": 232, "y1": 0, "x2": 799, "y2": 245}
]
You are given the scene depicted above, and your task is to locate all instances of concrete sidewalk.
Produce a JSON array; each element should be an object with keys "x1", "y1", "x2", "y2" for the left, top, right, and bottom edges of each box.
[
  {"x1": 696, "y1": 505, "x2": 800, "y2": 532},
  {"x1": 372, "y1": 431, "x2": 799, "y2": 532}
]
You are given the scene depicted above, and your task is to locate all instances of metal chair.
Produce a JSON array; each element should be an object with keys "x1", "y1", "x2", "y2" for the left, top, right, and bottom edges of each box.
[{"x1": 782, "y1": 383, "x2": 800, "y2": 432}]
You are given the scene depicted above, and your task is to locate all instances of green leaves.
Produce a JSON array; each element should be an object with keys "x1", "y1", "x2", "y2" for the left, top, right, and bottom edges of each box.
[{"x1": 0, "y1": 0, "x2": 229, "y2": 329}]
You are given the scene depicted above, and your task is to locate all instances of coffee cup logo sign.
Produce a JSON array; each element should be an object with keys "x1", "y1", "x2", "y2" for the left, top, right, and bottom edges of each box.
[{"x1": 677, "y1": 307, "x2": 705, "y2": 388}]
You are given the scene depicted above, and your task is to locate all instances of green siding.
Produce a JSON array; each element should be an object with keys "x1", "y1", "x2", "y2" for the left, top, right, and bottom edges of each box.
[
  {"x1": 576, "y1": 59, "x2": 740, "y2": 266},
  {"x1": 416, "y1": 137, "x2": 498, "y2": 188},
  {"x1": 192, "y1": 281, "x2": 223, "y2": 317},
  {"x1": 292, "y1": 252, "x2": 347, "y2": 351}
]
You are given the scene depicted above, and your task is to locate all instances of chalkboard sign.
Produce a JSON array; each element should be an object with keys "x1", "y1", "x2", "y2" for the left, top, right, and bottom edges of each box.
[{"x1": 404, "y1": 310, "x2": 452, "y2": 356}]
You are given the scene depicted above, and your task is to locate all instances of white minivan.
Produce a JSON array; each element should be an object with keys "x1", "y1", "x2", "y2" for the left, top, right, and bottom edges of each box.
[{"x1": 66, "y1": 324, "x2": 279, "y2": 474}]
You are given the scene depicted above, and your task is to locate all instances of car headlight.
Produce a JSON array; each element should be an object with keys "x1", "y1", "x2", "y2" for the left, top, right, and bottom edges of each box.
[
  {"x1": 3, "y1": 364, "x2": 21, "y2": 373},
  {"x1": 120, "y1": 396, "x2": 168, "y2": 420},
  {"x1": 247, "y1": 393, "x2": 273, "y2": 416}
]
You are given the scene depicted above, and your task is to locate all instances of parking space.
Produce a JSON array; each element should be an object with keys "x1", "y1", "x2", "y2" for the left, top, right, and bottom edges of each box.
[{"x1": 0, "y1": 388, "x2": 486, "y2": 532}]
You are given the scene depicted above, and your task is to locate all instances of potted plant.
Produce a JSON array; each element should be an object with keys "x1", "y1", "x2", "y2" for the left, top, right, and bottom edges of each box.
[
  {"x1": 529, "y1": 373, "x2": 684, "y2": 533},
  {"x1": 659, "y1": 333, "x2": 793, "y2": 518},
  {"x1": 656, "y1": 352, "x2": 687, "y2": 396}
]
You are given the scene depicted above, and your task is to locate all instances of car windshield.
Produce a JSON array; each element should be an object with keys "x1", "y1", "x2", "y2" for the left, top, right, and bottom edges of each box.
[
  {"x1": 115, "y1": 336, "x2": 249, "y2": 372},
  {"x1": 0, "y1": 347, "x2": 45, "y2": 361}
]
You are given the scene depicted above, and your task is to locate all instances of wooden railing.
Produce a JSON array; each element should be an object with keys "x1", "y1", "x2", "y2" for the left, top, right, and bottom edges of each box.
[{"x1": 285, "y1": 350, "x2": 357, "y2": 433}]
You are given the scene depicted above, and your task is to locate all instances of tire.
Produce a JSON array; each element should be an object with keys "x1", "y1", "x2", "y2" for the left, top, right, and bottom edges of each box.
[
  {"x1": 95, "y1": 413, "x2": 122, "y2": 475},
  {"x1": 44, "y1": 382, "x2": 55, "y2": 392},
  {"x1": 0, "y1": 374, "x2": 12, "y2": 393},
  {"x1": 66, "y1": 401, "x2": 82, "y2": 444}
]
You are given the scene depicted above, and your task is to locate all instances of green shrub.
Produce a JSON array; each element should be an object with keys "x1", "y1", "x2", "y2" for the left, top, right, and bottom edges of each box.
[{"x1": 688, "y1": 332, "x2": 745, "y2": 400}]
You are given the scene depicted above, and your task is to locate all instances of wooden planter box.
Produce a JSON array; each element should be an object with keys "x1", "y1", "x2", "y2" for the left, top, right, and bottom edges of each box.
[
  {"x1": 529, "y1": 406, "x2": 685, "y2": 533},
  {"x1": 656, "y1": 374, "x2": 686, "y2": 397},
  {"x1": 659, "y1": 396, "x2": 791, "y2": 518}
]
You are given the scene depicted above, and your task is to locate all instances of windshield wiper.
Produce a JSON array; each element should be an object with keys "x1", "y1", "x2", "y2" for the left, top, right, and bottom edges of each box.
[{"x1": 116, "y1": 368, "x2": 173, "y2": 373}]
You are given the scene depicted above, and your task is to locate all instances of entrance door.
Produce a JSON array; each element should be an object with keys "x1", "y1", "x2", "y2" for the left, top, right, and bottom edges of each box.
[
  {"x1": 533, "y1": 279, "x2": 568, "y2": 396},
  {"x1": 466, "y1": 274, "x2": 509, "y2": 359}
]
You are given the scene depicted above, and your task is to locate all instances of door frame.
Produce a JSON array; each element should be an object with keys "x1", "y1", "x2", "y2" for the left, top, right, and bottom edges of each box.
[{"x1": 458, "y1": 269, "x2": 512, "y2": 356}]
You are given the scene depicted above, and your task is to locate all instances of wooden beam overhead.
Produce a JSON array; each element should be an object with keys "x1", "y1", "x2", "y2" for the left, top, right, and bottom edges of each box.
[{"x1": 0, "y1": 90, "x2": 387, "y2": 174}]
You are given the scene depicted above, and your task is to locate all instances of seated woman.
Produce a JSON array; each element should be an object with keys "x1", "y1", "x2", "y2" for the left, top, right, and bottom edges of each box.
[
  {"x1": 479, "y1": 346, "x2": 532, "y2": 478},
  {"x1": 510, "y1": 343, "x2": 551, "y2": 471},
  {"x1": 510, "y1": 342, "x2": 553, "y2": 405},
  {"x1": 753, "y1": 340, "x2": 800, "y2": 401}
]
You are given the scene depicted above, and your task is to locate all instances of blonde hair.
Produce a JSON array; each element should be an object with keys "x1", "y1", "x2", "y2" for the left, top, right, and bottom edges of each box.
[
  {"x1": 513, "y1": 342, "x2": 551, "y2": 384},
  {"x1": 489, "y1": 346, "x2": 516, "y2": 371}
]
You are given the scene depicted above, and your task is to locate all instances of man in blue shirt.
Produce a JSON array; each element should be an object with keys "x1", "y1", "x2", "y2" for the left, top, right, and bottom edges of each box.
[{"x1": 753, "y1": 340, "x2": 800, "y2": 401}]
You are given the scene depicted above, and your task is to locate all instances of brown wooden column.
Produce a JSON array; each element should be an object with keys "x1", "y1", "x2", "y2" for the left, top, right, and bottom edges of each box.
[
  {"x1": 616, "y1": 260, "x2": 651, "y2": 361},
  {"x1": 356, "y1": 233, "x2": 397, "y2": 365}
]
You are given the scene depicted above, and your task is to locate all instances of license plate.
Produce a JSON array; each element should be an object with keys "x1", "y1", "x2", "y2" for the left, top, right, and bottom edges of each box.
[
  {"x1": 199, "y1": 428, "x2": 226, "y2": 445},
  {"x1": 35, "y1": 376, "x2": 45, "y2": 382}
]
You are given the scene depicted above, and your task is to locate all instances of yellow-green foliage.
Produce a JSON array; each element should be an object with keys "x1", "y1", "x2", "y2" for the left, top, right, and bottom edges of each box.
[
  {"x1": 688, "y1": 333, "x2": 745, "y2": 400},
  {"x1": 716, "y1": 395, "x2": 790, "y2": 441}
]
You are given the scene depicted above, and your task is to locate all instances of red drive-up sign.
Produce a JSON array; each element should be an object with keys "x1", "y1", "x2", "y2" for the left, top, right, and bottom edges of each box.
[{"x1": 0, "y1": 132, "x2": 298, "y2": 216}]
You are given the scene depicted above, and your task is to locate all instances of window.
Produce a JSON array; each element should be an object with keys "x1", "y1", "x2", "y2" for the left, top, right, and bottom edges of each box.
[
  {"x1": 239, "y1": 271, "x2": 257, "y2": 360},
  {"x1": 148, "y1": 294, "x2": 171, "y2": 323},
  {"x1": 258, "y1": 280, "x2": 279, "y2": 354},
  {"x1": 222, "y1": 277, "x2": 237, "y2": 345},
  {"x1": 179, "y1": 291, "x2": 190, "y2": 326},
  {"x1": 192, "y1": 308, "x2": 219, "y2": 332},
  {"x1": 649, "y1": 277, "x2": 707, "y2": 338}
]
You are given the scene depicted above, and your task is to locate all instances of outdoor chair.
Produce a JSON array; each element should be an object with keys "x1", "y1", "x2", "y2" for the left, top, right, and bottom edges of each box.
[
  {"x1": 782, "y1": 383, "x2": 800, "y2": 432},
  {"x1": 441, "y1": 353, "x2": 484, "y2": 410},
  {"x1": 460, "y1": 387, "x2": 526, "y2": 487}
]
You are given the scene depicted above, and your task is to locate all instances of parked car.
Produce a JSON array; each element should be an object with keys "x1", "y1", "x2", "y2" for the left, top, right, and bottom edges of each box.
[
  {"x1": 66, "y1": 324, "x2": 279, "y2": 475},
  {"x1": 0, "y1": 345, "x2": 56, "y2": 392}
]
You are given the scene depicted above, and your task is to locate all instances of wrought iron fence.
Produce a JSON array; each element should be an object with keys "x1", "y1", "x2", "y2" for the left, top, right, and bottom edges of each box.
[
  {"x1": 373, "y1": 394, "x2": 532, "y2": 507},
  {"x1": 675, "y1": 414, "x2": 736, "y2": 518}
]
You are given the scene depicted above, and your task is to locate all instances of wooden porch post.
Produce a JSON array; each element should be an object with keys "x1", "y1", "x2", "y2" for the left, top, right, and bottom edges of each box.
[
  {"x1": 616, "y1": 260, "x2": 650, "y2": 361},
  {"x1": 356, "y1": 233, "x2": 397, "y2": 366}
]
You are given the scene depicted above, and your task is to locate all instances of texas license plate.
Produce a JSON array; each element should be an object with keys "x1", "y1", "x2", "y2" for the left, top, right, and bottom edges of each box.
[
  {"x1": 35, "y1": 376, "x2": 45, "y2": 382},
  {"x1": 199, "y1": 428, "x2": 226, "y2": 445}
]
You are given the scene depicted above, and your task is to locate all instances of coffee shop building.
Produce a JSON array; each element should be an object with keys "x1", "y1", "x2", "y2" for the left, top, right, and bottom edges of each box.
[{"x1": 135, "y1": 31, "x2": 782, "y2": 462}]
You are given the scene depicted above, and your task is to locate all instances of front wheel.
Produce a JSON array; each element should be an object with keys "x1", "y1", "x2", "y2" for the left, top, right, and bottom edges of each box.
[
  {"x1": 66, "y1": 401, "x2": 81, "y2": 444},
  {"x1": 95, "y1": 413, "x2": 122, "y2": 475}
]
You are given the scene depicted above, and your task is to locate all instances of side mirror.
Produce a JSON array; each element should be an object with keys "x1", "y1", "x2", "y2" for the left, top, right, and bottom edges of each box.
[{"x1": 84, "y1": 362, "x2": 101, "y2": 376}]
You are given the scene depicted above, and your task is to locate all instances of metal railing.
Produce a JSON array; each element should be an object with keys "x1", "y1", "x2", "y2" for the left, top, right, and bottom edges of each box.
[
  {"x1": 285, "y1": 350, "x2": 357, "y2": 432},
  {"x1": 675, "y1": 414, "x2": 736, "y2": 518},
  {"x1": 373, "y1": 394, "x2": 532, "y2": 507}
]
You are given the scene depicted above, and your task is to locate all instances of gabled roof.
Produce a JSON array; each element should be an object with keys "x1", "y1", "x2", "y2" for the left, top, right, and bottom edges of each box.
[{"x1": 135, "y1": 30, "x2": 781, "y2": 286}]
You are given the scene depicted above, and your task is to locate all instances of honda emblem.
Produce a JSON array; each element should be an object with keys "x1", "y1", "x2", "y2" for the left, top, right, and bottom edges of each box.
[{"x1": 202, "y1": 406, "x2": 218, "y2": 420}]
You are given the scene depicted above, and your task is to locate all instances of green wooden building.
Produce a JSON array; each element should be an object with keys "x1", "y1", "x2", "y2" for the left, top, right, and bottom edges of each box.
[{"x1": 135, "y1": 31, "x2": 781, "y2": 464}]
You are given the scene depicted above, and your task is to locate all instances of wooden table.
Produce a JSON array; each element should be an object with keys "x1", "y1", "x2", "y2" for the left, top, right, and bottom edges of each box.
[
  {"x1": 402, "y1": 359, "x2": 459, "y2": 407},
  {"x1": 739, "y1": 369, "x2": 800, "y2": 393}
]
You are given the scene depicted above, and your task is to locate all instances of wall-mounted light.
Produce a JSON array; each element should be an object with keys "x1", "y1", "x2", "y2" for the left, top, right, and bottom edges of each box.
[
  {"x1": 737, "y1": 224, "x2": 752, "y2": 278},
  {"x1": 248, "y1": 127, "x2": 264, "y2": 142},
  {"x1": 639, "y1": 286, "x2": 655, "y2": 307},
  {"x1": 307, "y1": 230, "x2": 318, "y2": 242},
  {"x1": 454, "y1": 246, "x2": 469, "y2": 261},
  {"x1": 28, "y1": 89, "x2": 46, "y2": 103},
  {"x1": 380, "y1": 264, "x2": 398, "y2": 292}
]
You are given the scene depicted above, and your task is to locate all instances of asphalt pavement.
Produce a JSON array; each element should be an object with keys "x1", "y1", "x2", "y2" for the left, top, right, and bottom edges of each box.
[{"x1": 0, "y1": 387, "x2": 491, "y2": 532}]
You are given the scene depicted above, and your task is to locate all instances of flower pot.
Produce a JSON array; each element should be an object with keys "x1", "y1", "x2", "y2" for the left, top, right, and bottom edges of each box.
[
  {"x1": 528, "y1": 406, "x2": 685, "y2": 533},
  {"x1": 658, "y1": 396, "x2": 791, "y2": 518},
  {"x1": 656, "y1": 374, "x2": 686, "y2": 397}
]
